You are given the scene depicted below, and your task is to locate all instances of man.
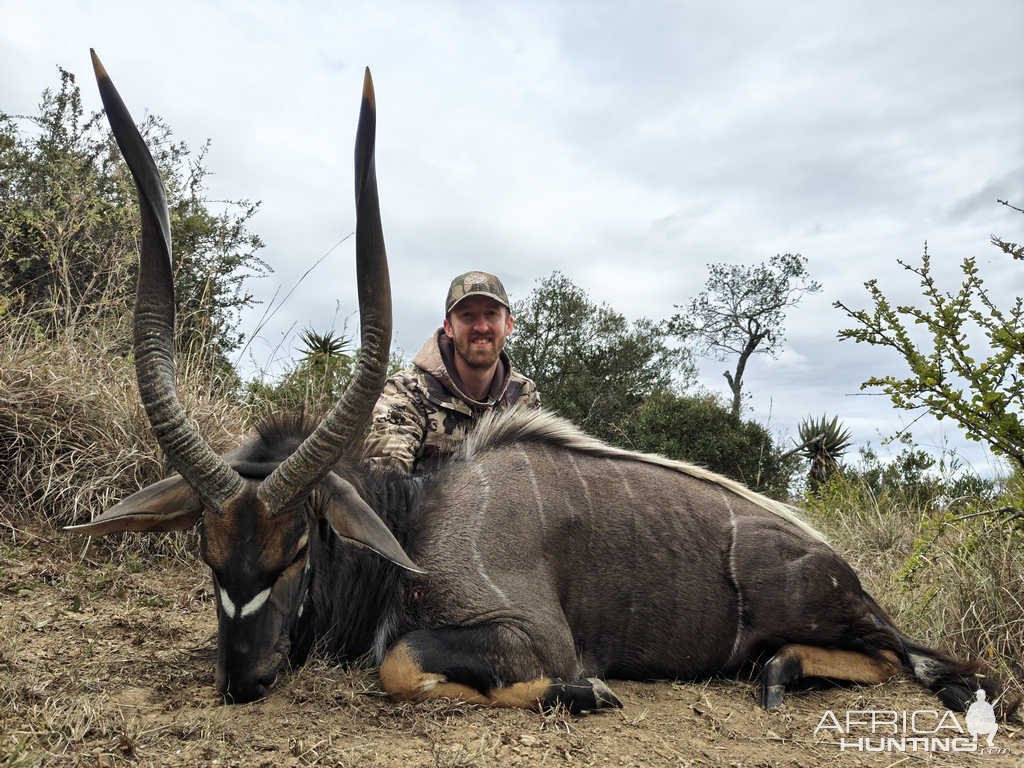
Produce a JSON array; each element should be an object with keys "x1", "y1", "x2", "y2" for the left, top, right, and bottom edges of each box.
[{"x1": 363, "y1": 270, "x2": 540, "y2": 473}]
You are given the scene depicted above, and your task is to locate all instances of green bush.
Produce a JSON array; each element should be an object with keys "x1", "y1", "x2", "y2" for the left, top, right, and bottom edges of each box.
[
  {"x1": 620, "y1": 390, "x2": 799, "y2": 499},
  {"x1": 840, "y1": 442, "x2": 997, "y2": 511},
  {"x1": 0, "y1": 67, "x2": 268, "y2": 380},
  {"x1": 244, "y1": 329, "x2": 406, "y2": 421},
  {"x1": 509, "y1": 272, "x2": 693, "y2": 442},
  {"x1": 837, "y1": 205, "x2": 1024, "y2": 471}
]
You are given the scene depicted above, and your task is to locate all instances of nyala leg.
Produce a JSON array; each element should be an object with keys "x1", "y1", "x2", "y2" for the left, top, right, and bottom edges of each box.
[{"x1": 380, "y1": 626, "x2": 621, "y2": 713}]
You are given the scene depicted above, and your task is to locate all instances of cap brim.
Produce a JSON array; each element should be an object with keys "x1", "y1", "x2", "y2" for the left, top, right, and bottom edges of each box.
[{"x1": 446, "y1": 292, "x2": 510, "y2": 313}]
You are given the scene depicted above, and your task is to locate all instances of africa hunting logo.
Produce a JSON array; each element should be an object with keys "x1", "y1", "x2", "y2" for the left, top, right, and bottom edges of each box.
[{"x1": 814, "y1": 689, "x2": 1004, "y2": 754}]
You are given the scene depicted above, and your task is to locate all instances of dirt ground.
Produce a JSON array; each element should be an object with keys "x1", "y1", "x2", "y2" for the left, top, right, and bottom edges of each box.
[{"x1": 1, "y1": 528, "x2": 1021, "y2": 768}]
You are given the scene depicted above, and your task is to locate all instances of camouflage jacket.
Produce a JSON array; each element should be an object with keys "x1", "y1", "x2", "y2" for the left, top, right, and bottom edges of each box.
[{"x1": 363, "y1": 329, "x2": 540, "y2": 473}]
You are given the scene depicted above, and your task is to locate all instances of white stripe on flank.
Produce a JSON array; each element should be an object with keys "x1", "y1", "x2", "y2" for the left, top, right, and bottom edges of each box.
[
  {"x1": 240, "y1": 587, "x2": 271, "y2": 618},
  {"x1": 471, "y1": 465, "x2": 511, "y2": 607},
  {"x1": 548, "y1": 447, "x2": 578, "y2": 521},
  {"x1": 567, "y1": 452, "x2": 594, "y2": 515},
  {"x1": 606, "y1": 458, "x2": 635, "y2": 500},
  {"x1": 722, "y1": 490, "x2": 745, "y2": 665},
  {"x1": 602, "y1": 457, "x2": 638, "y2": 640},
  {"x1": 517, "y1": 445, "x2": 546, "y2": 529}
]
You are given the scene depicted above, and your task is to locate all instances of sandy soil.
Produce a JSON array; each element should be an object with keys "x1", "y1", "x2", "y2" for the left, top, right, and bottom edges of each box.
[{"x1": 1, "y1": 529, "x2": 1020, "y2": 768}]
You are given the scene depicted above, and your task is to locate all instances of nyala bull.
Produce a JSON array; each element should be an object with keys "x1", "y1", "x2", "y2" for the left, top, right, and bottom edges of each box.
[{"x1": 71, "y1": 50, "x2": 1015, "y2": 716}]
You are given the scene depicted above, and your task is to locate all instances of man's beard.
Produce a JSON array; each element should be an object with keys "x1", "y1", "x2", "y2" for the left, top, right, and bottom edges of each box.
[{"x1": 455, "y1": 333, "x2": 501, "y2": 369}]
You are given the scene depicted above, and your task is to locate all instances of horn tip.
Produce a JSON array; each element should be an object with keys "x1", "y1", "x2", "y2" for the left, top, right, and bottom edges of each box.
[
  {"x1": 362, "y1": 67, "x2": 375, "y2": 108},
  {"x1": 89, "y1": 49, "x2": 108, "y2": 79}
]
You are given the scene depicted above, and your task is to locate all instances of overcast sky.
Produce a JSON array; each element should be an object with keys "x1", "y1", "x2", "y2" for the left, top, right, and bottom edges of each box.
[{"x1": 3, "y1": 1, "x2": 1022, "y2": 476}]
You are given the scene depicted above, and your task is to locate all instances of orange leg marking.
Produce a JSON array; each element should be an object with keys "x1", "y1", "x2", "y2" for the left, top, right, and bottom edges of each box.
[
  {"x1": 788, "y1": 644, "x2": 901, "y2": 683},
  {"x1": 378, "y1": 642, "x2": 551, "y2": 709}
]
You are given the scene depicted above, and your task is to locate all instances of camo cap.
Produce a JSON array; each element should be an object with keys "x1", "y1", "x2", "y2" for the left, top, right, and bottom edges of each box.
[{"x1": 445, "y1": 271, "x2": 510, "y2": 314}]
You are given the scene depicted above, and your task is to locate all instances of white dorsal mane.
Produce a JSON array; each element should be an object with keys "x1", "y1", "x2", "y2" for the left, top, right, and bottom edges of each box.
[{"x1": 457, "y1": 405, "x2": 827, "y2": 544}]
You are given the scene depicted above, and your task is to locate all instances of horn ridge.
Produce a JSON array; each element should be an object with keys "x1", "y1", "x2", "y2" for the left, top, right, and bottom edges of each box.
[
  {"x1": 91, "y1": 50, "x2": 243, "y2": 508},
  {"x1": 259, "y1": 68, "x2": 392, "y2": 511}
]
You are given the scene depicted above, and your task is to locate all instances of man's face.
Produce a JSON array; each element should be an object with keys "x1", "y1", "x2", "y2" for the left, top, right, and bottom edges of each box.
[{"x1": 443, "y1": 295, "x2": 514, "y2": 370}]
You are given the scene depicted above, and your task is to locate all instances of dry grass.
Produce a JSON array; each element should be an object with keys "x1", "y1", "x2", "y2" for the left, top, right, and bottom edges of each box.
[
  {"x1": 0, "y1": 315, "x2": 248, "y2": 554},
  {"x1": 804, "y1": 474, "x2": 1024, "y2": 704}
]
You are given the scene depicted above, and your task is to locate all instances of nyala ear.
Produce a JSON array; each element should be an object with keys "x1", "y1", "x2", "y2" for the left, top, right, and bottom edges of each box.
[
  {"x1": 65, "y1": 475, "x2": 204, "y2": 536},
  {"x1": 319, "y1": 473, "x2": 424, "y2": 574}
]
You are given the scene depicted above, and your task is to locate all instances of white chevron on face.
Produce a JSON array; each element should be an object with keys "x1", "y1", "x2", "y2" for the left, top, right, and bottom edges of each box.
[
  {"x1": 215, "y1": 578, "x2": 271, "y2": 620},
  {"x1": 240, "y1": 588, "x2": 272, "y2": 618},
  {"x1": 216, "y1": 580, "x2": 237, "y2": 619}
]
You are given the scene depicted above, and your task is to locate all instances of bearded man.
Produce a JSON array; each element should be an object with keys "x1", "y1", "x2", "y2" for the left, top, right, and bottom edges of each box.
[{"x1": 363, "y1": 271, "x2": 540, "y2": 473}]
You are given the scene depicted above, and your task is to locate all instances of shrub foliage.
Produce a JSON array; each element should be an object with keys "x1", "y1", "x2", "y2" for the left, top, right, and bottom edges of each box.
[
  {"x1": 509, "y1": 271, "x2": 694, "y2": 442},
  {"x1": 837, "y1": 209, "x2": 1024, "y2": 471},
  {"x1": 0, "y1": 67, "x2": 268, "y2": 376},
  {"x1": 622, "y1": 390, "x2": 799, "y2": 499}
]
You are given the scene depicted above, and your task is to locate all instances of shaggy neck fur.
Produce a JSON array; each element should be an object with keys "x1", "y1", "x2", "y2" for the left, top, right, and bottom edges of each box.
[{"x1": 290, "y1": 467, "x2": 426, "y2": 667}]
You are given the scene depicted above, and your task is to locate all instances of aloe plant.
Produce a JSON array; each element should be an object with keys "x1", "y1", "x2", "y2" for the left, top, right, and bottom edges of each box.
[{"x1": 797, "y1": 414, "x2": 853, "y2": 492}]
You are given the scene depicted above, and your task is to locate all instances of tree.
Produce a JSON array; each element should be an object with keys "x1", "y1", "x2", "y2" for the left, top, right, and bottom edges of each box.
[
  {"x1": 0, "y1": 69, "x2": 136, "y2": 328},
  {"x1": 508, "y1": 271, "x2": 694, "y2": 441},
  {"x1": 620, "y1": 390, "x2": 799, "y2": 498},
  {"x1": 669, "y1": 253, "x2": 821, "y2": 420},
  {"x1": 836, "y1": 207, "x2": 1024, "y2": 472},
  {"x1": 0, "y1": 67, "x2": 268, "y2": 378}
]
